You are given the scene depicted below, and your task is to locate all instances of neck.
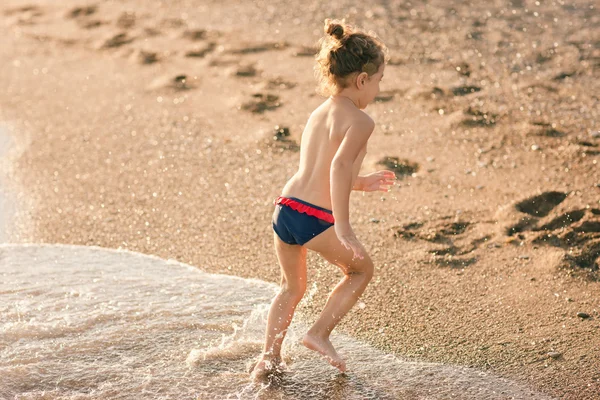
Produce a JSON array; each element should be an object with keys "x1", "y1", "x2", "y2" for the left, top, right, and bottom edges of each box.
[{"x1": 331, "y1": 93, "x2": 360, "y2": 109}]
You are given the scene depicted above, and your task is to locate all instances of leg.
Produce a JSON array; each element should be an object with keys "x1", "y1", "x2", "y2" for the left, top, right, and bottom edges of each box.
[
  {"x1": 251, "y1": 233, "x2": 307, "y2": 379},
  {"x1": 301, "y1": 226, "x2": 374, "y2": 372}
]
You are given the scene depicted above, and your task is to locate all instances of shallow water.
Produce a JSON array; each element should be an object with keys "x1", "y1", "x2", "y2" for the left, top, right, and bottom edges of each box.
[{"x1": 0, "y1": 244, "x2": 553, "y2": 399}]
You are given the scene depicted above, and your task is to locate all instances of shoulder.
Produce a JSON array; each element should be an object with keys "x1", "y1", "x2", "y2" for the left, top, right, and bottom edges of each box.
[
  {"x1": 346, "y1": 110, "x2": 374, "y2": 134},
  {"x1": 356, "y1": 111, "x2": 374, "y2": 129}
]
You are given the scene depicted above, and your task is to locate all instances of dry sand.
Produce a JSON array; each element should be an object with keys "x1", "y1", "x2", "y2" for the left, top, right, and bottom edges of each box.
[{"x1": 1, "y1": 0, "x2": 599, "y2": 398}]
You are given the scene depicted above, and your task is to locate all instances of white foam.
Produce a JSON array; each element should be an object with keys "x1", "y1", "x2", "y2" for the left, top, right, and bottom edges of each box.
[{"x1": 0, "y1": 244, "x2": 554, "y2": 399}]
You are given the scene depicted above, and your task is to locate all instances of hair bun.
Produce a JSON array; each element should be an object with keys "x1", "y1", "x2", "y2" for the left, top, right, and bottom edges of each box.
[{"x1": 324, "y1": 19, "x2": 344, "y2": 40}]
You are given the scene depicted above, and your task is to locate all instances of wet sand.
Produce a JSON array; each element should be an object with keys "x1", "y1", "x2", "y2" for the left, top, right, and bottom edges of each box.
[{"x1": 1, "y1": 0, "x2": 599, "y2": 398}]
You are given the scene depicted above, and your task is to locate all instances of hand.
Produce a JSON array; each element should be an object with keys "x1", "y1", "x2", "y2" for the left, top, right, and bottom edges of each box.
[
  {"x1": 360, "y1": 170, "x2": 396, "y2": 192},
  {"x1": 334, "y1": 224, "x2": 364, "y2": 260}
]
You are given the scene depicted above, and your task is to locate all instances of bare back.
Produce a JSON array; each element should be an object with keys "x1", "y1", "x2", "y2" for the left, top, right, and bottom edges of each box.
[{"x1": 281, "y1": 98, "x2": 369, "y2": 209}]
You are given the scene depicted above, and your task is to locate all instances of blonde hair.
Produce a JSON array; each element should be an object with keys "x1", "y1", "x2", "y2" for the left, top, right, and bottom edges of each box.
[{"x1": 315, "y1": 19, "x2": 387, "y2": 96}]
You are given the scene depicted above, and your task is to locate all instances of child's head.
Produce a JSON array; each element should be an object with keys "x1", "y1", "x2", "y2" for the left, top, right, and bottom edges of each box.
[{"x1": 315, "y1": 19, "x2": 387, "y2": 99}]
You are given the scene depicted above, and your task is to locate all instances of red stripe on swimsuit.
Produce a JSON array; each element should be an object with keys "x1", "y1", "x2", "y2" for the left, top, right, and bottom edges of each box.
[{"x1": 275, "y1": 196, "x2": 335, "y2": 224}]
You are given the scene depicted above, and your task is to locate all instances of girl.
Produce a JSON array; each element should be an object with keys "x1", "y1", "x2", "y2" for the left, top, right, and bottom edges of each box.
[{"x1": 252, "y1": 19, "x2": 395, "y2": 378}]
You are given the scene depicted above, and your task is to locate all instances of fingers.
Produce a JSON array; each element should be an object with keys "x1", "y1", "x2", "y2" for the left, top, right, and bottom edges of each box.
[
  {"x1": 352, "y1": 247, "x2": 364, "y2": 260},
  {"x1": 347, "y1": 238, "x2": 364, "y2": 260},
  {"x1": 377, "y1": 179, "x2": 396, "y2": 192},
  {"x1": 339, "y1": 236, "x2": 364, "y2": 259},
  {"x1": 378, "y1": 170, "x2": 397, "y2": 178}
]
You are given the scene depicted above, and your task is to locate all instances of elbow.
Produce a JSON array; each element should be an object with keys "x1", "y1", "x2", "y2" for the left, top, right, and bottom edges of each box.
[{"x1": 331, "y1": 159, "x2": 352, "y2": 172}]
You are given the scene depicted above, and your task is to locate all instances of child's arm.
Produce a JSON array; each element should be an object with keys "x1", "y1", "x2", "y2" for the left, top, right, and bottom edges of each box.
[{"x1": 330, "y1": 116, "x2": 375, "y2": 258}]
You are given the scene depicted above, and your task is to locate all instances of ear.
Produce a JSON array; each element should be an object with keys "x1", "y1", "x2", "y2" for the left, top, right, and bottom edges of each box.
[{"x1": 356, "y1": 72, "x2": 369, "y2": 89}]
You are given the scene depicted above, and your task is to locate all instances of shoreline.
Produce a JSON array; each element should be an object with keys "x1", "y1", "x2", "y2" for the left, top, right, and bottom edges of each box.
[{"x1": 1, "y1": 0, "x2": 598, "y2": 398}]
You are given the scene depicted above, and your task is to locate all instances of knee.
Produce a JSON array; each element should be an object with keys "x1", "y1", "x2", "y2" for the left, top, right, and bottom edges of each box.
[
  {"x1": 363, "y1": 262, "x2": 374, "y2": 282},
  {"x1": 347, "y1": 259, "x2": 374, "y2": 281},
  {"x1": 280, "y1": 281, "x2": 306, "y2": 303}
]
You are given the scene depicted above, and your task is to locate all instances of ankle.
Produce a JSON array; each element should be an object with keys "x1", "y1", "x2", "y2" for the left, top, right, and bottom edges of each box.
[
  {"x1": 261, "y1": 351, "x2": 280, "y2": 360},
  {"x1": 306, "y1": 328, "x2": 329, "y2": 340}
]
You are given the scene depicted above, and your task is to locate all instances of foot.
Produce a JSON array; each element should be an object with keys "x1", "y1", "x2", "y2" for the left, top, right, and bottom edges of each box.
[
  {"x1": 249, "y1": 354, "x2": 287, "y2": 380},
  {"x1": 301, "y1": 332, "x2": 346, "y2": 372}
]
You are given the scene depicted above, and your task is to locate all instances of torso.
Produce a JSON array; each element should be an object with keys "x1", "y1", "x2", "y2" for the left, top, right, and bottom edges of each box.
[{"x1": 281, "y1": 97, "x2": 368, "y2": 210}]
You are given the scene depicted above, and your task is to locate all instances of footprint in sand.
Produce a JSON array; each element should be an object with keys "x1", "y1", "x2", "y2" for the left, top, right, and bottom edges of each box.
[
  {"x1": 387, "y1": 56, "x2": 407, "y2": 66},
  {"x1": 395, "y1": 219, "x2": 478, "y2": 267},
  {"x1": 234, "y1": 64, "x2": 259, "y2": 78},
  {"x1": 186, "y1": 42, "x2": 216, "y2": 58},
  {"x1": 526, "y1": 83, "x2": 559, "y2": 94},
  {"x1": 377, "y1": 156, "x2": 419, "y2": 178},
  {"x1": 453, "y1": 62, "x2": 471, "y2": 77},
  {"x1": 4, "y1": 5, "x2": 43, "y2": 25},
  {"x1": 262, "y1": 126, "x2": 299, "y2": 152},
  {"x1": 466, "y1": 31, "x2": 484, "y2": 41},
  {"x1": 439, "y1": 221, "x2": 471, "y2": 236},
  {"x1": 535, "y1": 48, "x2": 555, "y2": 64},
  {"x1": 4, "y1": 5, "x2": 39, "y2": 15},
  {"x1": 143, "y1": 27, "x2": 161, "y2": 37},
  {"x1": 574, "y1": 221, "x2": 600, "y2": 234},
  {"x1": 229, "y1": 42, "x2": 288, "y2": 55},
  {"x1": 160, "y1": 17, "x2": 187, "y2": 29},
  {"x1": 433, "y1": 235, "x2": 494, "y2": 256},
  {"x1": 66, "y1": 5, "x2": 103, "y2": 29},
  {"x1": 394, "y1": 222, "x2": 423, "y2": 240},
  {"x1": 562, "y1": 240, "x2": 600, "y2": 278},
  {"x1": 131, "y1": 49, "x2": 159, "y2": 65},
  {"x1": 460, "y1": 107, "x2": 498, "y2": 128},
  {"x1": 535, "y1": 210, "x2": 586, "y2": 231},
  {"x1": 374, "y1": 89, "x2": 403, "y2": 103},
  {"x1": 432, "y1": 240, "x2": 486, "y2": 269},
  {"x1": 293, "y1": 45, "x2": 317, "y2": 57},
  {"x1": 503, "y1": 191, "x2": 568, "y2": 236},
  {"x1": 435, "y1": 257, "x2": 478, "y2": 268},
  {"x1": 208, "y1": 57, "x2": 240, "y2": 67},
  {"x1": 515, "y1": 191, "x2": 567, "y2": 218},
  {"x1": 241, "y1": 93, "x2": 281, "y2": 114},
  {"x1": 116, "y1": 12, "x2": 136, "y2": 29},
  {"x1": 182, "y1": 29, "x2": 206, "y2": 40},
  {"x1": 421, "y1": 222, "x2": 470, "y2": 245},
  {"x1": 553, "y1": 71, "x2": 577, "y2": 81},
  {"x1": 500, "y1": 191, "x2": 599, "y2": 279},
  {"x1": 414, "y1": 86, "x2": 482, "y2": 116},
  {"x1": 395, "y1": 220, "x2": 471, "y2": 244},
  {"x1": 66, "y1": 5, "x2": 97, "y2": 18},
  {"x1": 418, "y1": 87, "x2": 446, "y2": 101},
  {"x1": 101, "y1": 32, "x2": 135, "y2": 49},
  {"x1": 578, "y1": 141, "x2": 600, "y2": 156},
  {"x1": 529, "y1": 122, "x2": 565, "y2": 138},
  {"x1": 533, "y1": 210, "x2": 600, "y2": 240},
  {"x1": 505, "y1": 216, "x2": 539, "y2": 236},
  {"x1": 451, "y1": 85, "x2": 481, "y2": 97},
  {"x1": 80, "y1": 20, "x2": 103, "y2": 29},
  {"x1": 262, "y1": 78, "x2": 296, "y2": 91},
  {"x1": 429, "y1": 246, "x2": 459, "y2": 256},
  {"x1": 148, "y1": 74, "x2": 196, "y2": 91}
]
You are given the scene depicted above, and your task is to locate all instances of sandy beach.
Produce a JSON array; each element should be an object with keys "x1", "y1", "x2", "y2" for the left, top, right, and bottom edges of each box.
[{"x1": 1, "y1": 0, "x2": 599, "y2": 398}]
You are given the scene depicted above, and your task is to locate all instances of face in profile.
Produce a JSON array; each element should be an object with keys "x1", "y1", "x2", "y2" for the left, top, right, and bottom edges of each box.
[{"x1": 360, "y1": 64, "x2": 385, "y2": 108}]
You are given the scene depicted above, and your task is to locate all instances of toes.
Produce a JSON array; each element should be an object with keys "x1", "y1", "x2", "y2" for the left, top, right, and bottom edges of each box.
[{"x1": 329, "y1": 357, "x2": 346, "y2": 372}]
